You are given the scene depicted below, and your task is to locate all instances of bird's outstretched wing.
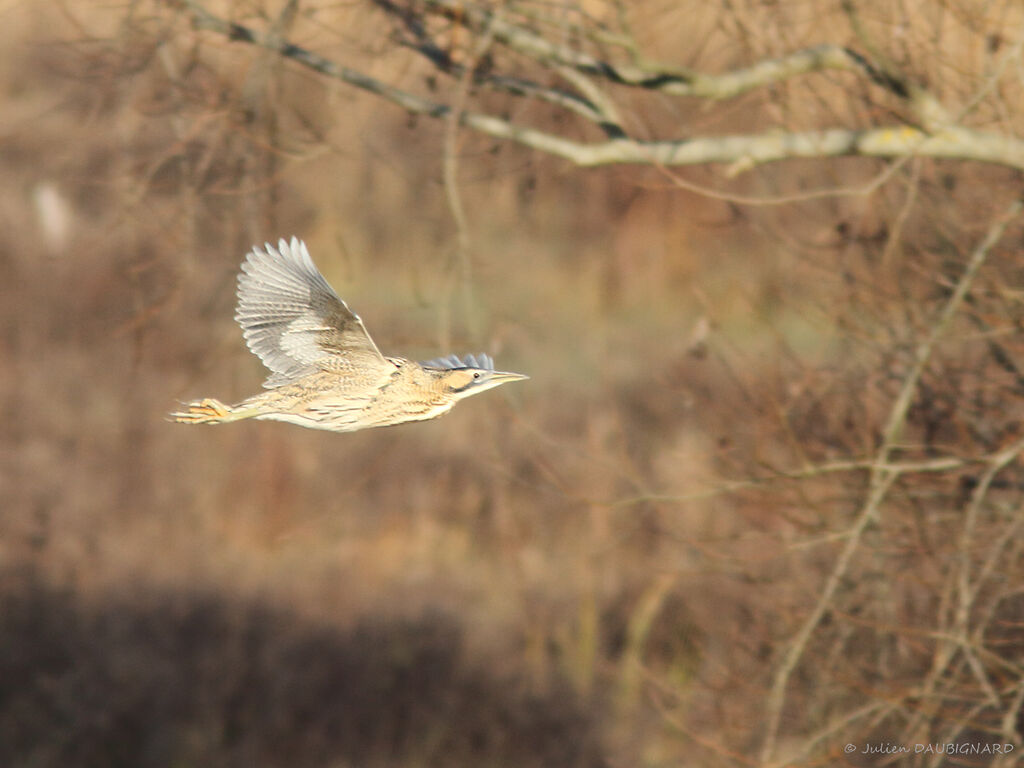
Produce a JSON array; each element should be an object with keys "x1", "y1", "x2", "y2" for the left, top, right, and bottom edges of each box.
[
  {"x1": 235, "y1": 237, "x2": 392, "y2": 388},
  {"x1": 420, "y1": 353, "x2": 495, "y2": 371}
]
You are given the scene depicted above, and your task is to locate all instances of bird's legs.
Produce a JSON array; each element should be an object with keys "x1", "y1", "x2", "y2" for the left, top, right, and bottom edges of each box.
[{"x1": 170, "y1": 398, "x2": 258, "y2": 425}]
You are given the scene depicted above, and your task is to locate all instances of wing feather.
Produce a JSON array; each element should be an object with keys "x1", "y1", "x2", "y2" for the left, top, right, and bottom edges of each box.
[
  {"x1": 420, "y1": 353, "x2": 494, "y2": 371},
  {"x1": 235, "y1": 237, "x2": 391, "y2": 388}
]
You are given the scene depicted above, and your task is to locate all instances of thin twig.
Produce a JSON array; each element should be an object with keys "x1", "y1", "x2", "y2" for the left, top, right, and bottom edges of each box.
[
  {"x1": 759, "y1": 198, "x2": 1023, "y2": 764},
  {"x1": 439, "y1": 4, "x2": 498, "y2": 347},
  {"x1": 607, "y1": 453, "x2": 983, "y2": 509}
]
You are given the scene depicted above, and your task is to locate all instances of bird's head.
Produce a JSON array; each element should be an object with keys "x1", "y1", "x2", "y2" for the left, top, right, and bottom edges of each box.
[{"x1": 421, "y1": 353, "x2": 529, "y2": 400}]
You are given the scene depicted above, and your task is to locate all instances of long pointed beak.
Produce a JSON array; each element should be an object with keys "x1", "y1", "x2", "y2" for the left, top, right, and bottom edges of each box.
[{"x1": 492, "y1": 370, "x2": 529, "y2": 383}]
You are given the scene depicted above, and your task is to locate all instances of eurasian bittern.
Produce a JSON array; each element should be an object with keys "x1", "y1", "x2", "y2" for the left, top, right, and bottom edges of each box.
[{"x1": 171, "y1": 237, "x2": 527, "y2": 432}]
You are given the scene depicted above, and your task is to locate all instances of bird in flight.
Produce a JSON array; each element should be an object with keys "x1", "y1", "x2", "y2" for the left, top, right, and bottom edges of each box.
[{"x1": 171, "y1": 237, "x2": 527, "y2": 432}]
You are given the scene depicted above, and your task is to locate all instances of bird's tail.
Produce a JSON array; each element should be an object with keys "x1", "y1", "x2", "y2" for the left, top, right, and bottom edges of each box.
[{"x1": 170, "y1": 398, "x2": 257, "y2": 425}]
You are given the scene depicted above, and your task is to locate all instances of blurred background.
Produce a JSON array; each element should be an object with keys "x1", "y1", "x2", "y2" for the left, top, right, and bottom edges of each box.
[{"x1": 3, "y1": 1, "x2": 1024, "y2": 766}]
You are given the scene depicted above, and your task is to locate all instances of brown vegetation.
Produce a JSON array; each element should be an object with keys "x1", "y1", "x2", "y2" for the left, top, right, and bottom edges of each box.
[
  {"x1": 2, "y1": 1, "x2": 1023, "y2": 766},
  {"x1": 0, "y1": 572, "x2": 607, "y2": 767}
]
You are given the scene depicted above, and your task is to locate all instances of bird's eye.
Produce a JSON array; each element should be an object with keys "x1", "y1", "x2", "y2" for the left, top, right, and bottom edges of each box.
[{"x1": 473, "y1": 372, "x2": 481, "y2": 379}]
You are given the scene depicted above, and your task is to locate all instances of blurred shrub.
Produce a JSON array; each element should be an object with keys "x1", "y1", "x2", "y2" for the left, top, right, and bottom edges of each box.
[{"x1": 0, "y1": 570, "x2": 609, "y2": 768}]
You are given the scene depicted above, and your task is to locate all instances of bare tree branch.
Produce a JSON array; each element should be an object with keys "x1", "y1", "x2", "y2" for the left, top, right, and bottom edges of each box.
[
  {"x1": 169, "y1": 0, "x2": 1024, "y2": 171},
  {"x1": 415, "y1": 0, "x2": 912, "y2": 100}
]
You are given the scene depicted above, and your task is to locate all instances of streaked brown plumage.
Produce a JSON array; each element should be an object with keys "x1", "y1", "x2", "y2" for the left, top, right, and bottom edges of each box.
[{"x1": 171, "y1": 238, "x2": 527, "y2": 432}]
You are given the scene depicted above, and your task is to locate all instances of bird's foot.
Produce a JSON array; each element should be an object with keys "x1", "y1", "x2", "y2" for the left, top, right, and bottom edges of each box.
[{"x1": 170, "y1": 398, "x2": 232, "y2": 424}]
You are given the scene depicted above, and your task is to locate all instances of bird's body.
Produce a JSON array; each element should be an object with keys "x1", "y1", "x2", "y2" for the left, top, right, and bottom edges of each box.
[{"x1": 172, "y1": 238, "x2": 526, "y2": 432}]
